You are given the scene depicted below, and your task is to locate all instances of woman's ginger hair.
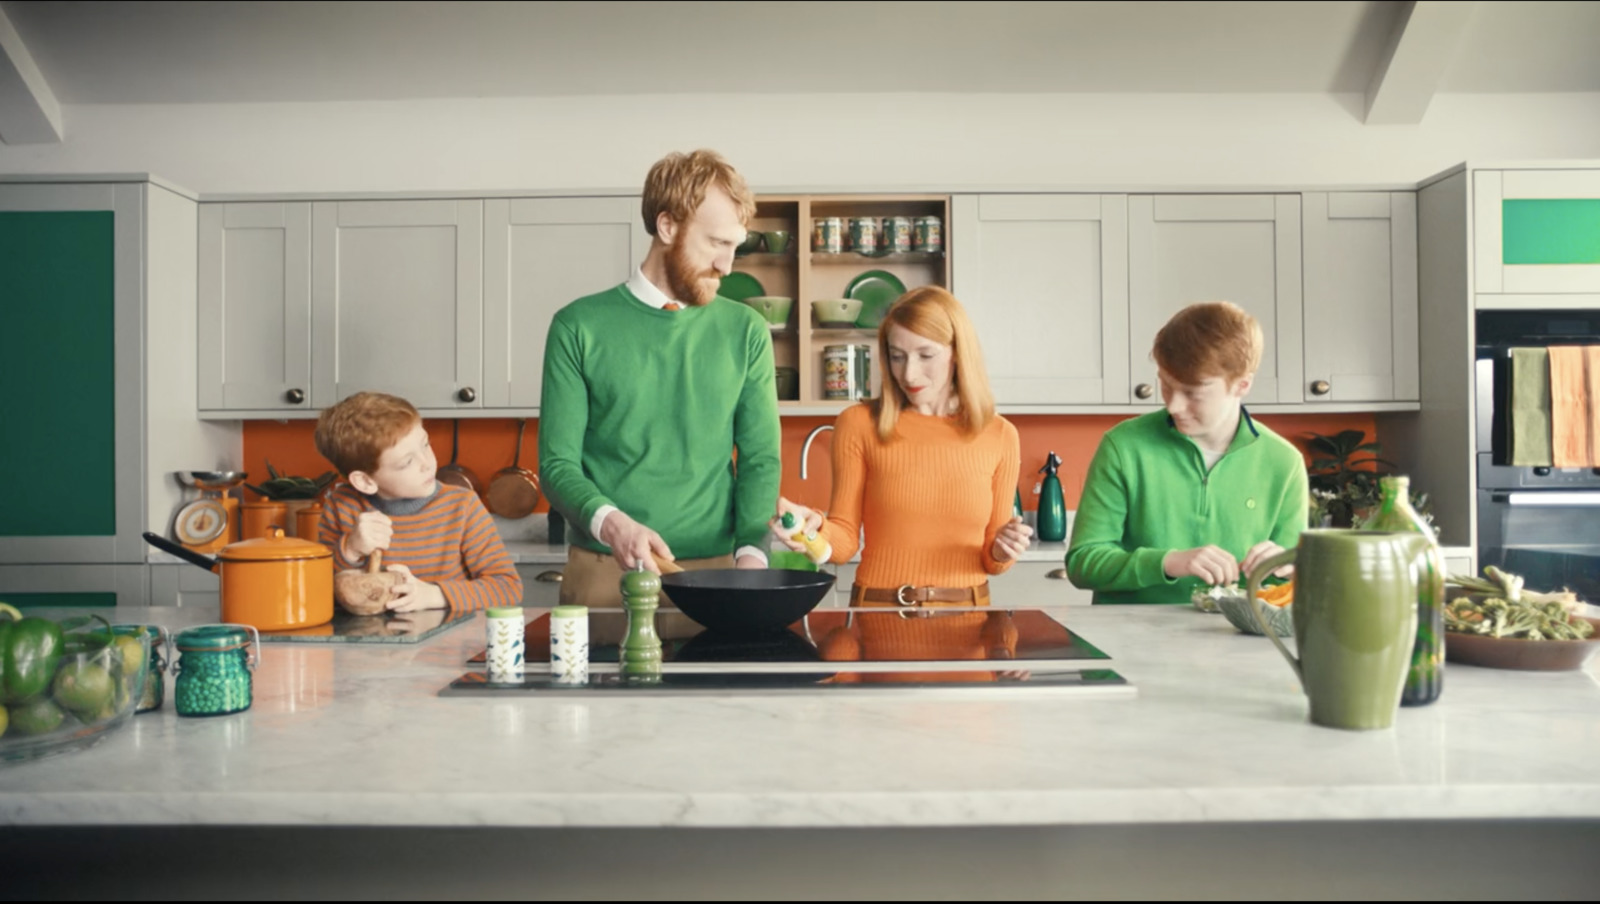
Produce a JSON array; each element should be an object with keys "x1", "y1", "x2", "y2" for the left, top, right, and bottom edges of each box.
[
  {"x1": 873, "y1": 286, "x2": 996, "y2": 441},
  {"x1": 640, "y1": 149, "x2": 756, "y2": 236},
  {"x1": 1151, "y1": 301, "x2": 1263, "y2": 385},
  {"x1": 313, "y1": 392, "x2": 422, "y2": 478}
]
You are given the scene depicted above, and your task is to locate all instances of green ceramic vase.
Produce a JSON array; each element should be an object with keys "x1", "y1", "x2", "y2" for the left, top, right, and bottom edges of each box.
[{"x1": 1246, "y1": 530, "x2": 1433, "y2": 731}]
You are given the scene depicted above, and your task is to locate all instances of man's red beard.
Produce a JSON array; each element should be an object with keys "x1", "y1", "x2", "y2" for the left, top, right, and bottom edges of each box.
[{"x1": 665, "y1": 238, "x2": 721, "y2": 307}]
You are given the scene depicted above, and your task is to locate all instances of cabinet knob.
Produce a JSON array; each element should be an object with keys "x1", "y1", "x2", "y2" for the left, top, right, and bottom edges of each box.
[
  {"x1": 457, "y1": 387, "x2": 477, "y2": 403},
  {"x1": 1134, "y1": 383, "x2": 1154, "y2": 400},
  {"x1": 285, "y1": 388, "x2": 305, "y2": 404},
  {"x1": 535, "y1": 570, "x2": 563, "y2": 583},
  {"x1": 1310, "y1": 380, "x2": 1331, "y2": 396},
  {"x1": 1046, "y1": 568, "x2": 1068, "y2": 580}
]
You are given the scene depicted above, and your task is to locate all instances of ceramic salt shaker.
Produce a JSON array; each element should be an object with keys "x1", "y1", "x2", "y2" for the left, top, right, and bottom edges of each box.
[
  {"x1": 549, "y1": 604, "x2": 590, "y2": 684},
  {"x1": 485, "y1": 607, "x2": 525, "y2": 684}
]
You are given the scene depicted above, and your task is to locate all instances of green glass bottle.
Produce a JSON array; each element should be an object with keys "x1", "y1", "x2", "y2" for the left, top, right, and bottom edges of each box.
[
  {"x1": 1362, "y1": 475, "x2": 1444, "y2": 707},
  {"x1": 1036, "y1": 452, "x2": 1066, "y2": 542}
]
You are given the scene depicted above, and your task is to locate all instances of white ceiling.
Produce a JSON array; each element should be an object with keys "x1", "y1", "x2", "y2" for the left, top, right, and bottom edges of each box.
[{"x1": 3, "y1": 0, "x2": 1598, "y2": 105}]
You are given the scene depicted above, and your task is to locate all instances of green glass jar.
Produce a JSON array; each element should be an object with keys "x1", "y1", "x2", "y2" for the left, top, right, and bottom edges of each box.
[
  {"x1": 113, "y1": 624, "x2": 171, "y2": 713},
  {"x1": 173, "y1": 624, "x2": 260, "y2": 718}
]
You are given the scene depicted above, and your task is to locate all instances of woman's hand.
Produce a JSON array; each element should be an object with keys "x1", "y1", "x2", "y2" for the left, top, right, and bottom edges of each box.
[
  {"x1": 768, "y1": 496, "x2": 824, "y2": 553},
  {"x1": 990, "y1": 516, "x2": 1033, "y2": 563}
]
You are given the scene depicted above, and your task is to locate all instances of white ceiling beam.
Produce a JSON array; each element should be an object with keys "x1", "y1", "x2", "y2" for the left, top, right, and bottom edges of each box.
[
  {"x1": 0, "y1": 3, "x2": 62, "y2": 144},
  {"x1": 1364, "y1": 0, "x2": 1479, "y2": 125}
]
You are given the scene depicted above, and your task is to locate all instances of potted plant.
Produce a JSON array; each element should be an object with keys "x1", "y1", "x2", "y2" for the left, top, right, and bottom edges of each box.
[
  {"x1": 246, "y1": 462, "x2": 338, "y2": 538},
  {"x1": 1303, "y1": 430, "x2": 1433, "y2": 530}
]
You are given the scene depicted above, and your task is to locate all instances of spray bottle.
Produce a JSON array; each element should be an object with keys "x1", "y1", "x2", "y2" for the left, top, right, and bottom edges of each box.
[{"x1": 1036, "y1": 451, "x2": 1067, "y2": 542}]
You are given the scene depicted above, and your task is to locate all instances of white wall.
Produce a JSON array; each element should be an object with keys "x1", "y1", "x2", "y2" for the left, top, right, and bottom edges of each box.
[{"x1": 1, "y1": 92, "x2": 1597, "y2": 195}]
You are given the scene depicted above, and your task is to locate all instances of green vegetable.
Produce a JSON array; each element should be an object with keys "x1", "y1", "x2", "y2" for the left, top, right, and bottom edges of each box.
[
  {"x1": 0, "y1": 603, "x2": 66, "y2": 705},
  {"x1": 1444, "y1": 595, "x2": 1594, "y2": 641}
]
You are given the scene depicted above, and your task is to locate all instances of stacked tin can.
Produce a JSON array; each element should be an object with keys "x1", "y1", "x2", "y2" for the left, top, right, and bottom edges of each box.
[{"x1": 485, "y1": 607, "x2": 525, "y2": 684}]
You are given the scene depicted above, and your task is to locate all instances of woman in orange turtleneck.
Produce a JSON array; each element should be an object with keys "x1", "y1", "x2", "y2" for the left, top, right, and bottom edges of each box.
[{"x1": 772, "y1": 286, "x2": 1031, "y2": 608}]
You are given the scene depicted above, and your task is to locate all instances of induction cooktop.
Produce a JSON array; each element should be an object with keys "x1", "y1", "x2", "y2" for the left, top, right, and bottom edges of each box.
[
  {"x1": 438, "y1": 666, "x2": 1132, "y2": 698},
  {"x1": 465, "y1": 607, "x2": 1110, "y2": 670}
]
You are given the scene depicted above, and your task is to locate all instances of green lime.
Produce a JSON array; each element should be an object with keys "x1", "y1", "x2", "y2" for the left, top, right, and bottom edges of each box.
[
  {"x1": 52, "y1": 660, "x2": 114, "y2": 717},
  {"x1": 10, "y1": 698, "x2": 64, "y2": 736},
  {"x1": 112, "y1": 634, "x2": 145, "y2": 677}
]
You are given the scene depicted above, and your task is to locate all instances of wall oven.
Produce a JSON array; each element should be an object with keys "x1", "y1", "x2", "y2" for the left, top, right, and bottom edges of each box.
[{"x1": 1474, "y1": 310, "x2": 1600, "y2": 600}]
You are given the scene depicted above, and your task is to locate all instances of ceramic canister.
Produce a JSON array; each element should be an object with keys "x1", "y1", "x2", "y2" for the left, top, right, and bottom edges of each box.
[
  {"x1": 550, "y1": 605, "x2": 590, "y2": 685},
  {"x1": 486, "y1": 607, "x2": 525, "y2": 684}
]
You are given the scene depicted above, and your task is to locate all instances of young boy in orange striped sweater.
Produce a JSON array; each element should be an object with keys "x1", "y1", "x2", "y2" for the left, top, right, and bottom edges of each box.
[{"x1": 313, "y1": 392, "x2": 522, "y2": 613}]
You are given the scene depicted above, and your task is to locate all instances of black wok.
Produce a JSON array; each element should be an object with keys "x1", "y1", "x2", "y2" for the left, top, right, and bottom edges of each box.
[{"x1": 660, "y1": 569, "x2": 835, "y2": 637}]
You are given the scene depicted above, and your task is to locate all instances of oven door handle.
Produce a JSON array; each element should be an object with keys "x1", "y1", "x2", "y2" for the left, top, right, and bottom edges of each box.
[{"x1": 1495, "y1": 492, "x2": 1600, "y2": 507}]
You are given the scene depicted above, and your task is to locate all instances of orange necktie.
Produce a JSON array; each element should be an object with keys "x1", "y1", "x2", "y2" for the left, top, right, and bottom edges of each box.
[{"x1": 663, "y1": 302, "x2": 682, "y2": 311}]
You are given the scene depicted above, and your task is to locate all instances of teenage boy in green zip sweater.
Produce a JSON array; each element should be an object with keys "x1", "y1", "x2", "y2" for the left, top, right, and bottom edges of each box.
[
  {"x1": 1066, "y1": 302, "x2": 1308, "y2": 605},
  {"x1": 538, "y1": 149, "x2": 782, "y2": 609}
]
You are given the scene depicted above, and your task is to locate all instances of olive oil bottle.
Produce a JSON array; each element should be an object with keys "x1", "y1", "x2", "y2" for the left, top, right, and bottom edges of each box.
[{"x1": 1363, "y1": 475, "x2": 1444, "y2": 707}]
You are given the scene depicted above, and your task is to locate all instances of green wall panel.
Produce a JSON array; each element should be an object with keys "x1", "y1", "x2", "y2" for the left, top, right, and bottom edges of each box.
[
  {"x1": 0, "y1": 211, "x2": 117, "y2": 537},
  {"x1": 1502, "y1": 199, "x2": 1600, "y2": 265}
]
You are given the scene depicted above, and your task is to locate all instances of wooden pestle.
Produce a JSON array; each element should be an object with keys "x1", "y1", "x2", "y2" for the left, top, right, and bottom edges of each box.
[{"x1": 334, "y1": 548, "x2": 405, "y2": 616}]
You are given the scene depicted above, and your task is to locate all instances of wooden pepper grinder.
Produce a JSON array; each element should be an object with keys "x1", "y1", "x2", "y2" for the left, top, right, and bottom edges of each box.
[{"x1": 619, "y1": 566, "x2": 662, "y2": 683}]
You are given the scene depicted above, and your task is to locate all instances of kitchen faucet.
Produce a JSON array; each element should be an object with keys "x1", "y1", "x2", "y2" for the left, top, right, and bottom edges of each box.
[{"x1": 800, "y1": 424, "x2": 833, "y2": 480}]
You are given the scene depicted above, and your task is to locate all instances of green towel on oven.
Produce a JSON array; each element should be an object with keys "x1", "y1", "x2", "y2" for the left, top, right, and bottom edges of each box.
[{"x1": 1509, "y1": 347, "x2": 1553, "y2": 467}]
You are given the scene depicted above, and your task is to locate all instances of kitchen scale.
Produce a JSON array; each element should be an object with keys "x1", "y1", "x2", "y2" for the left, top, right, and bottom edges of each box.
[
  {"x1": 445, "y1": 607, "x2": 1134, "y2": 697},
  {"x1": 172, "y1": 471, "x2": 247, "y2": 554}
]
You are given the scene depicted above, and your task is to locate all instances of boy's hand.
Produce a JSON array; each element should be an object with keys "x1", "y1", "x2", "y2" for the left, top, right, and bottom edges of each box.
[
  {"x1": 346, "y1": 510, "x2": 393, "y2": 559},
  {"x1": 382, "y1": 563, "x2": 447, "y2": 612},
  {"x1": 1163, "y1": 545, "x2": 1241, "y2": 587},
  {"x1": 598, "y1": 509, "x2": 673, "y2": 574},
  {"x1": 1241, "y1": 541, "x2": 1294, "y2": 581},
  {"x1": 991, "y1": 516, "x2": 1033, "y2": 563}
]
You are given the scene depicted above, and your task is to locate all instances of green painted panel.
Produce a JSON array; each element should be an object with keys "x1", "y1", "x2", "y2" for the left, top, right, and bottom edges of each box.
[
  {"x1": 0, "y1": 593, "x2": 115, "y2": 608},
  {"x1": 1502, "y1": 199, "x2": 1600, "y2": 265},
  {"x1": 0, "y1": 211, "x2": 117, "y2": 537}
]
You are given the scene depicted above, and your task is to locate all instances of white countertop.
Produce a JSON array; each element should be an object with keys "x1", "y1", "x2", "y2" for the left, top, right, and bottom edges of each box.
[{"x1": 3, "y1": 578, "x2": 1596, "y2": 830}]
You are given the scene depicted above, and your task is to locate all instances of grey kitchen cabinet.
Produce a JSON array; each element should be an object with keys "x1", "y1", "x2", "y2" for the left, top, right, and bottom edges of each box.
[
  {"x1": 148, "y1": 562, "x2": 222, "y2": 607},
  {"x1": 1474, "y1": 168, "x2": 1600, "y2": 302},
  {"x1": 0, "y1": 566, "x2": 150, "y2": 609},
  {"x1": 198, "y1": 202, "x2": 314, "y2": 413},
  {"x1": 483, "y1": 197, "x2": 648, "y2": 409},
  {"x1": 952, "y1": 194, "x2": 1131, "y2": 404},
  {"x1": 1301, "y1": 192, "x2": 1419, "y2": 403},
  {"x1": 1128, "y1": 195, "x2": 1303, "y2": 405},
  {"x1": 311, "y1": 199, "x2": 485, "y2": 411}
]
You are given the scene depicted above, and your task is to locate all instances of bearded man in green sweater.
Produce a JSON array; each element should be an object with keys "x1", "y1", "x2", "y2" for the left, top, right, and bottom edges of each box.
[
  {"x1": 1067, "y1": 302, "x2": 1308, "y2": 604},
  {"x1": 538, "y1": 149, "x2": 781, "y2": 608}
]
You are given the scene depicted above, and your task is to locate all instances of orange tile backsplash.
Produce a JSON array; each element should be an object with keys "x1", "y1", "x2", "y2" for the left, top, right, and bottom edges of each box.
[{"x1": 244, "y1": 411, "x2": 1377, "y2": 515}]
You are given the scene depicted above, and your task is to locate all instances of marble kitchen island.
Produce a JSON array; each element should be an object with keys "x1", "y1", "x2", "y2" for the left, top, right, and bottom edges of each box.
[{"x1": 2, "y1": 587, "x2": 1597, "y2": 899}]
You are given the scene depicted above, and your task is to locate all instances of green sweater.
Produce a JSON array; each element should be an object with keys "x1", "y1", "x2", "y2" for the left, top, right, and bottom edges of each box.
[
  {"x1": 1065, "y1": 409, "x2": 1308, "y2": 605},
  {"x1": 537, "y1": 285, "x2": 781, "y2": 558}
]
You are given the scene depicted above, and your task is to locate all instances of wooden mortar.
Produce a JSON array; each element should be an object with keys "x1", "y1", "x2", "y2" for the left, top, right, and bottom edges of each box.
[{"x1": 334, "y1": 549, "x2": 404, "y2": 616}]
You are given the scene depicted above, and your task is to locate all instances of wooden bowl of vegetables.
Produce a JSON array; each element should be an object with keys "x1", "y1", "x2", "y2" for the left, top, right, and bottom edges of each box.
[{"x1": 1444, "y1": 568, "x2": 1599, "y2": 672}]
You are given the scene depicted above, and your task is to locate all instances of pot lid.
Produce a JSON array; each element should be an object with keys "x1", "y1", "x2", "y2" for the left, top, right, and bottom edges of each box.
[{"x1": 219, "y1": 527, "x2": 333, "y2": 562}]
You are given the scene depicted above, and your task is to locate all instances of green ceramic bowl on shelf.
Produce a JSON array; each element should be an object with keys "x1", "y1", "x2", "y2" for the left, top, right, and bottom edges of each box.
[
  {"x1": 742, "y1": 295, "x2": 792, "y2": 329},
  {"x1": 813, "y1": 298, "x2": 863, "y2": 328}
]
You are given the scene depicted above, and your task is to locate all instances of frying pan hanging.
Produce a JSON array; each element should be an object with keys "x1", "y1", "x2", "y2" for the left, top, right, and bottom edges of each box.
[
  {"x1": 486, "y1": 419, "x2": 540, "y2": 518},
  {"x1": 436, "y1": 419, "x2": 482, "y2": 496}
]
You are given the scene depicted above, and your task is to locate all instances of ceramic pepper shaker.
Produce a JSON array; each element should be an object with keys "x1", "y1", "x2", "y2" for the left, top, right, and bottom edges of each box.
[{"x1": 619, "y1": 568, "x2": 662, "y2": 683}]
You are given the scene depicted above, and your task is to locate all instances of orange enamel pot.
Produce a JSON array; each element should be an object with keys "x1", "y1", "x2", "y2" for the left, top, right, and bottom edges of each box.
[{"x1": 144, "y1": 528, "x2": 334, "y2": 631}]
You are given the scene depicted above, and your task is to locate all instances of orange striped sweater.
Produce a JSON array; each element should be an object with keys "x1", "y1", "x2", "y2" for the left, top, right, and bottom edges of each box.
[
  {"x1": 319, "y1": 482, "x2": 523, "y2": 612},
  {"x1": 819, "y1": 404, "x2": 1021, "y2": 590}
]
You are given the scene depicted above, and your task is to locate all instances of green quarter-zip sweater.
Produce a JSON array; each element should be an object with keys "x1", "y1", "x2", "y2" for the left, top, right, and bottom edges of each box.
[
  {"x1": 1065, "y1": 408, "x2": 1308, "y2": 605},
  {"x1": 538, "y1": 285, "x2": 781, "y2": 559}
]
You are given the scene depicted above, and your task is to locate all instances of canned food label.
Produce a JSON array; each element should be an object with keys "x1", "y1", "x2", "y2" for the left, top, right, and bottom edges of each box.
[
  {"x1": 914, "y1": 216, "x2": 943, "y2": 253},
  {"x1": 813, "y1": 217, "x2": 843, "y2": 253},
  {"x1": 882, "y1": 216, "x2": 912, "y2": 253}
]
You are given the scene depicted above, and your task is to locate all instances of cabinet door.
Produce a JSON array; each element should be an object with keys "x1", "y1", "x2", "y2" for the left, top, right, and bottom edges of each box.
[
  {"x1": 1301, "y1": 192, "x2": 1419, "y2": 403},
  {"x1": 1128, "y1": 195, "x2": 1303, "y2": 404},
  {"x1": 483, "y1": 197, "x2": 648, "y2": 409},
  {"x1": 1475, "y1": 169, "x2": 1600, "y2": 301},
  {"x1": 198, "y1": 203, "x2": 313, "y2": 412},
  {"x1": 952, "y1": 194, "x2": 1129, "y2": 404},
  {"x1": 311, "y1": 200, "x2": 484, "y2": 410},
  {"x1": 0, "y1": 184, "x2": 147, "y2": 565},
  {"x1": 0, "y1": 565, "x2": 149, "y2": 607}
]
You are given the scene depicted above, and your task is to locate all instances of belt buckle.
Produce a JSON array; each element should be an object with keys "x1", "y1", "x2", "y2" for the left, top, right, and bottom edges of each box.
[{"x1": 895, "y1": 584, "x2": 930, "y2": 619}]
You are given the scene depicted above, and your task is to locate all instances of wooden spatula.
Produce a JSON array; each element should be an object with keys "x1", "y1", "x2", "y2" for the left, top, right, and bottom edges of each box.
[
  {"x1": 334, "y1": 548, "x2": 404, "y2": 616},
  {"x1": 649, "y1": 552, "x2": 684, "y2": 575}
]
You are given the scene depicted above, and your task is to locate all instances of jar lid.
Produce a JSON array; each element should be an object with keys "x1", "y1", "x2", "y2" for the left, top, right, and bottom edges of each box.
[
  {"x1": 551, "y1": 605, "x2": 588, "y2": 618},
  {"x1": 176, "y1": 624, "x2": 250, "y2": 651},
  {"x1": 486, "y1": 607, "x2": 523, "y2": 619},
  {"x1": 219, "y1": 527, "x2": 333, "y2": 562}
]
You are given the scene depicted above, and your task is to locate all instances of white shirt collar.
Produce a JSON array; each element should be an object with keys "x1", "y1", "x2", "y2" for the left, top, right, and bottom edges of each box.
[{"x1": 626, "y1": 267, "x2": 679, "y2": 309}]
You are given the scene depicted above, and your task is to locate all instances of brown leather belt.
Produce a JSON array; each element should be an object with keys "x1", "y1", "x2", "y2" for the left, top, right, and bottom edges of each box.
[{"x1": 852, "y1": 582, "x2": 991, "y2": 607}]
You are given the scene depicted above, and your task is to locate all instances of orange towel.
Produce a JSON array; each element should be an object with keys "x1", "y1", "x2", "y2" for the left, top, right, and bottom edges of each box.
[{"x1": 1548, "y1": 346, "x2": 1599, "y2": 468}]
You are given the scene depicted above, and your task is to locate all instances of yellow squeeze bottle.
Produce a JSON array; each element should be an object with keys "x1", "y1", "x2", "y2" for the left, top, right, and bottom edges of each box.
[{"x1": 781, "y1": 512, "x2": 830, "y2": 563}]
